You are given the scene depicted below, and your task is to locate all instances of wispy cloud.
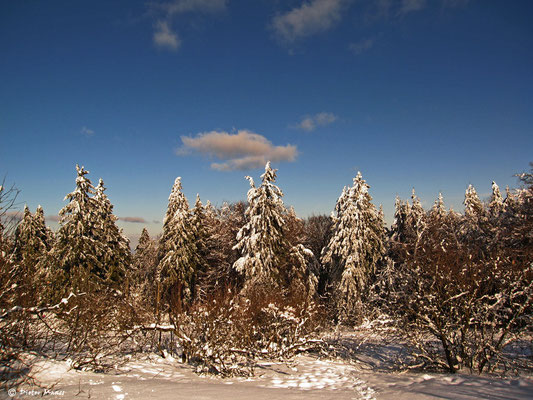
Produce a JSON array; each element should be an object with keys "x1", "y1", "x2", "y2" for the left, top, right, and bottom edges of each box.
[
  {"x1": 349, "y1": 38, "x2": 375, "y2": 55},
  {"x1": 45, "y1": 215, "x2": 60, "y2": 222},
  {"x1": 150, "y1": 0, "x2": 227, "y2": 51},
  {"x1": 178, "y1": 130, "x2": 298, "y2": 171},
  {"x1": 156, "y1": 0, "x2": 227, "y2": 16},
  {"x1": 441, "y1": 0, "x2": 470, "y2": 7},
  {"x1": 119, "y1": 216, "x2": 148, "y2": 223},
  {"x1": 294, "y1": 112, "x2": 338, "y2": 131},
  {"x1": 80, "y1": 126, "x2": 95, "y2": 137},
  {"x1": 399, "y1": 0, "x2": 426, "y2": 15},
  {"x1": 153, "y1": 20, "x2": 181, "y2": 50},
  {"x1": 271, "y1": 0, "x2": 349, "y2": 44}
]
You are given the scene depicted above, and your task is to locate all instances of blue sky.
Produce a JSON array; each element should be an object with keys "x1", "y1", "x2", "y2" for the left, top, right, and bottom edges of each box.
[{"x1": 1, "y1": 0, "x2": 532, "y2": 239}]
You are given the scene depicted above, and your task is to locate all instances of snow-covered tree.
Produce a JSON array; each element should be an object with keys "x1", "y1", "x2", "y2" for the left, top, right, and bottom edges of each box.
[
  {"x1": 191, "y1": 194, "x2": 208, "y2": 252},
  {"x1": 321, "y1": 172, "x2": 385, "y2": 319},
  {"x1": 93, "y1": 179, "x2": 130, "y2": 284},
  {"x1": 233, "y1": 162, "x2": 287, "y2": 290},
  {"x1": 51, "y1": 165, "x2": 101, "y2": 294},
  {"x1": 157, "y1": 177, "x2": 202, "y2": 312},
  {"x1": 489, "y1": 181, "x2": 505, "y2": 217},
  {"x1": 390, "y1": 196, "x2": 410, "y2": 243},
  {"x1": 131, "y1": 227, "x2": 159, "y2": 305},
  {"x1": 50, "y1": 165, "x2": 126, "y2": 296},
  {"x1": 430, "y1": 192, "x2": 446, "y2": 220},
  {"x1": 135, "y1": 228, "x2": 152, "y2": 255},
  {"x1": 463, "y1": 185, "x2": 485, "y2": 222},
  {"x1": 233, "y1": 162, "x2": 315, "y2": 297},
  {"x1": 12, "y1": 205, "x2": 52, "y2": 280},
  {"x1": 406, "y1": 189, "x2": 426, "y2": 241}
]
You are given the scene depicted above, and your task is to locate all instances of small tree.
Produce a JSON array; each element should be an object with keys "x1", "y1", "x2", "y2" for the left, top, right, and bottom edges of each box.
[
  {"x1": 321, "y1": 172, "x2": 385, "y2": 321},
  {"x1": 50, "y1": 166, "x2": 102, "y2": 295},
  {"x1": 157, "y1": 177, "x2": 202, "y2": 314},
  {"x1": 93, "y1": 179, "x2": 131, "y2": 285}
]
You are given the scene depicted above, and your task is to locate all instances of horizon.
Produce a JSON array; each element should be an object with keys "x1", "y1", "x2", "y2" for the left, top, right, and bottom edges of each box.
[{"x1": 2, "y1": 0, "x2": 532, "y2": 242}]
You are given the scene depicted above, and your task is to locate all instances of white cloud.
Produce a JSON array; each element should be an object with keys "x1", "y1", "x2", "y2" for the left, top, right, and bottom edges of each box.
[
  {"x1": 349, "y1": 38, "x2": 375, "y2": 55},
  {"x1": 178, "y1": 129, "x2": 298, "y2": 171},
  {"x1": 295, "y1": 112, "x2": 338, "y2": 131},
  {"x1": 150, "y1": 0, "x2": 226, "y2": 51},
  {"x1": 272, "y1": 0, "x2": 348, "y2": 43},
  {"x1": 159, "y1": 0, "x2": 227, "y2": 16},
  {"x1": 400, "y1": 0, "x2": 426, "y2": 15},
  {"x1": 80, "y1": 126, "x2": 95, "y2": 136},
  {"x1": 153, "y1": 20, "x2": 181, "y2": 50}
]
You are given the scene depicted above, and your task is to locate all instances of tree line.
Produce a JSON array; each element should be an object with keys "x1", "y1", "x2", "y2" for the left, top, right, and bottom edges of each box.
[{"x1": 0, "y1": 162, "x2": 531, "y2": 382}]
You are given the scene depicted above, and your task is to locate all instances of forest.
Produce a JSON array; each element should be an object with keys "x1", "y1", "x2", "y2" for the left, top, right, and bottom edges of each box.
[{"x1": 1, "y1": 161, "x2": 531, "y2": 388}]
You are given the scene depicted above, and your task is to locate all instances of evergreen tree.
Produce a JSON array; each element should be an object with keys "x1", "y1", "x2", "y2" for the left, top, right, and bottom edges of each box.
[
  {"x1": 464, "y1": 184, "x2": 485, "y2": 222},
  {"x1": 406, "y1": 189, "x2": 426, "y2": 241},
  {"x1": 51, "y1": 165, "x2": 125, "y2": 295},
  {"x1": 93, "y1": 179, "x2": 131, "y2": 284},
  {"x1": 321, "y1": 172, "x2": 385, "y2": 319},
  {"x1": 33, "y1": 205, "x2": 53, "y2": 250},
  {"x1": 132, "y1": 227, "x2": 159, "y2": 305},
  {"x1": 157, "y1": 177, "x2": 201, "y2": 313},
  {"x1": 233, "y1": 162, "x2": 287, "y2": 291},
  {"x1": 51, "y1": 165, "x2": 100, "y2": 294},
  {"x1": 390, "y1": 196, "x2": 410, "y2": 243},
  {"x1": 489, "y1": 181, "x2": 505, "y2": 217},
  {"x1": 430, "y1": 192, "x2": 447, "y2": 220},
  {"x1": 136, "y1": 228, "x2": 152, "y2": 255},
  {"x1": 11, "y1": 205, "x2": 53, "y2": 304}
]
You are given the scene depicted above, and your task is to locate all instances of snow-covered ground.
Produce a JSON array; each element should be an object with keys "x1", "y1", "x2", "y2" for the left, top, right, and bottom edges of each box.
[{"x1": 4, "y1": 350, "x2": 532, "y2": 400}]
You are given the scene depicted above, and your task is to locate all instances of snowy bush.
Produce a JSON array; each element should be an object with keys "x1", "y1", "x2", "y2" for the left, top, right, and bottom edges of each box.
[
  {"x1": 373, "y1": 182, "x2": 533, "y2": 374},
  {"x1": 169, "y1": 289, "x2": 325, "y2": 376}
]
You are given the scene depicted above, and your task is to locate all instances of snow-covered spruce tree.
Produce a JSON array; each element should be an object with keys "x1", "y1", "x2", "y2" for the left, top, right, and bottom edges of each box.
[
  {"x1": 93, "y1": 179, "x2": 130, "y2": 286},
  {"x1": 463, "y1": 185, "x2": 485, "y2": 223},
  {"x1": 189, "y1": 194, "x2": 210, "y2": 299},
  {"x1": 34, "y1": 205, "x2": 53, "y2": 250},
  {"x1": 430, "y1": 192, "x2": 446, "y2": 220},
  {"x1": 131, "y1": 227, "x2": 159, "y2": 307},
  {"x1": 390, "y1": 196, "x2": 410, "y2": 243},
  {"x1": 11, "y1": 205, "x2": 53, "y2": 303},
  {"x1": 321, "y1": 172, "x2": 385, "y2": 321},
  {"x1": 233, "y1": 162, "x2": 315, "y2": 296},
  {"x1": 461, "y1": 184, "x2": 488, "y2": 248},
  {"x1": 489, "y1": 181, "x2": 505, "y2": 218},
  {"x1": 50, "y1": 165, "x2": 125, "y2": 296},
  {"x1": 233, "y1": 163, "x2": 286, "y2": 291},
  {"x1": 157, "y1": 177, "x2": 202, "y2": 313}
]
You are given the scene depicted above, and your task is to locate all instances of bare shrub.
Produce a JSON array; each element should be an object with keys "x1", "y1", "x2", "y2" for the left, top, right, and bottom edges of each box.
[{"x1": 166, "y1": 288, "x2": 325, "y2": 376}]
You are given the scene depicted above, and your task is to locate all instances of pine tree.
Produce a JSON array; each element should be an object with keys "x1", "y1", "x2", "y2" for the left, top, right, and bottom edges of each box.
[
  {"x1": 12, "y1": 205, "x2": 34, "y2": 263},
  {"x1": 321, "y1": 172, "x2": 385, "y2": 319},
  {"x1": 233, "y1": 162, "x2": 287, "y2": 291},
  {"x1": 430, "y1": 192, "x2": 446, "y2": 220},
  {"x1": 390, "y1": 196, "x2": 410, "y2": 243},
  {"x1": 157, "y1": 177, "x2": 201, "y2": 313},
  {"x1": 489, "y1": 181, "x2": 505, "y2": 217},
  {"x1": 33, "y1": 205, "x2": 53, "y2": 251},
  {"x1": 93, "y1": 179, "x2": 130, "y2": 284},
  {"x1": 135, "y1": 228, "x2": 152, "y2": 255},
  {"x1": 464, "y1": 184, "x2": 485, "y2": 222},
  {"x1": 11, "y1": 205, "x2": 53, "y2": 304},
  {"x1": 132, "y1": 227, "x2": 159, "y2": 305},
  {"x1": 51, "y1": 165, "x2": 125, "y2": 295},
  {"x1": 406, "y1": 189, "x2": 426, "y2": 241}
]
